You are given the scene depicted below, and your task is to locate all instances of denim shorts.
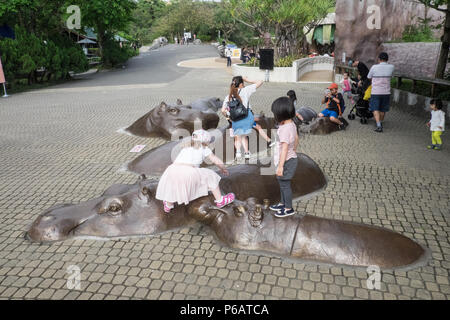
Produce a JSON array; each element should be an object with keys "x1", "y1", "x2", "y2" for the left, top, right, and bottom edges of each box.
[
  {"x1": 370, "y1": 94, "x2": 390, "y2": 112},
  {"x1": 320, "y1": 109, "x2": 338, "y2": 118}
]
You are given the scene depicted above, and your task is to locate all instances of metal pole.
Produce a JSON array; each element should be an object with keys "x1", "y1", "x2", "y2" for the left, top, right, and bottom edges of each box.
[
  {"x1": 2, "y1": 83, "x2": 8, "y2": 98},
  {"x1": 265, "y1": 69, "x2": 270, "y2": 82}
]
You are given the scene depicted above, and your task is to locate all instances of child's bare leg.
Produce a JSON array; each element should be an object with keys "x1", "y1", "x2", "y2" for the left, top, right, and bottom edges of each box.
[
  {"x1": 255, "y1": 124, "x2": 271, "y2": 142},
  {"x1": 329, "y1": 116, "x2": 343, "y2": 125},
  {"x1": 211, "y1": 186, "x2": 222, "y2": 202},
  {"x1": 234, "y1": 136, "x2": 242, "y2": 154}
]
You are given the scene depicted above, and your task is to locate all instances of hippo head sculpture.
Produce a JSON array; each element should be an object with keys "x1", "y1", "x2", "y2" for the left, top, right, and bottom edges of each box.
[
  {"x1": 28, "y1": 156, "x2": 327, "y2": 242},
  {"x1": 124, "y1": 101, "x2": 220, "y2": 139},
  {"x1": 177, "y1": 97, "x2": 223, "y2": 113},
  {"x1": 188, "y1": 197, "x2": 427, "y2": 269}
]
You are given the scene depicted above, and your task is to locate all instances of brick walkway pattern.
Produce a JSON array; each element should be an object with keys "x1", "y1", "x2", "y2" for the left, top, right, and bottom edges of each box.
[{"x1": 0, "y1": 45, "x2": 448, "y2": 300}]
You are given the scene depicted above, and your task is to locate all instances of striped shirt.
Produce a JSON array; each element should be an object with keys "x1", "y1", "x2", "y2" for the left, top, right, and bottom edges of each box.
[{"x1": 367, "y1": 62, "x2": 395, "y2": 95}]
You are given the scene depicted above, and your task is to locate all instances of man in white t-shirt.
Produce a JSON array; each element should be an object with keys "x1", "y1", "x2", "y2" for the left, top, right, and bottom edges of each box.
[
  {"x1": 226, "y1": 48, "x2": 232, "y2": 67},
  {"x1": 367, "y1": 52, "x2": 395, "y2": 133}
]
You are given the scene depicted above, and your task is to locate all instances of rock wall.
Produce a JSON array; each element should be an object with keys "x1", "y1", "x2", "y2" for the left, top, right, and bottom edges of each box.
[
  {"x1": 381, "y1": 42, "x2": 446, "y2": 78},
  {"x1": 335, "y1": 0, "x2": 444, "y2": 68}
]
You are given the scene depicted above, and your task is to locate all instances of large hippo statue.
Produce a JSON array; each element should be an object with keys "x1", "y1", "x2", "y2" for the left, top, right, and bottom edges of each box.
[
  {"x1": 27, "y1": 158, "x2": 427, "y2": 269},
  {"x1": 123, "y1": 101, "x2": 220, "y2": 139}
]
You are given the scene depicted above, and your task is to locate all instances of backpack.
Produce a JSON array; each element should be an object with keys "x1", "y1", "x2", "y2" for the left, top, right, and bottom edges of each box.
[{"x1": 228, "y1": 95, "x2": 249, "y2": 122}]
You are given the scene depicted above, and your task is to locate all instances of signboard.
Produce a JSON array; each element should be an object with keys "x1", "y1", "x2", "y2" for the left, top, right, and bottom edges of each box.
[
  {"x1": 129, "y1": 145, "x2": 146, "y2": 153},
  {"x1": 232, "y1": 49, "x2": 241, "y2": 58},
  {"x1": 183, "y1": 32, "x2": 192, "y2": 39}
]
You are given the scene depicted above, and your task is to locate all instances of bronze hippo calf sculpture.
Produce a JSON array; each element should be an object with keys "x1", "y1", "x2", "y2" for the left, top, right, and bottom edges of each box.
[
  {"x1": 124, "y1": 101, "x2": 220, "y2": 139},
  {"x1": 295, "y1": 106, "x2": 349, "y2": 135},
  {"x1": 27, "y1": 157, "x2": 427, "y2": 269}
]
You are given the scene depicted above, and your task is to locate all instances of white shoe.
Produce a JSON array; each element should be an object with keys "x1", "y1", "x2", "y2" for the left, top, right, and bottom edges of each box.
[
  {"x1": 235, "y1": 152, "x2": 242, "y2": 160},
  {"x1": 269, "y1": 141, "x2": 276, "y2": 148},
  {"x1": 244, "y1": 152, "x2": 251, "y2": 160}
]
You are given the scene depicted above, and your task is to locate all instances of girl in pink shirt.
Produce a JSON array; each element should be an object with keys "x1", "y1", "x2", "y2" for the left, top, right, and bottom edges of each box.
[
  {"x1": 270, "y1": 97, "x2": 299, "y2": 218},
  {"x1": 340, "y1": 72, "x2": 354, "y2": 105}
]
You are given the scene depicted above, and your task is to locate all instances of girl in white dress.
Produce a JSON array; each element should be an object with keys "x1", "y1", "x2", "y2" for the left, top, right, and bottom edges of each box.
[{"x1": 156, "y1": 129, "x2": 235, "y2": 213}]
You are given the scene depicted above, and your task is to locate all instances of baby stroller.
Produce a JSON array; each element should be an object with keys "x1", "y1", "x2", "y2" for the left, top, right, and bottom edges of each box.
[{"x1": 347, "y1": 82, "x2": 373, "y2": 124}]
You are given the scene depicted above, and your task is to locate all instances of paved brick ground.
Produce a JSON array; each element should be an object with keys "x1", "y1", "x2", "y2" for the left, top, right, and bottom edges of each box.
[{"x1": 0, "y1": 45, "x2": 449, "y2": 300}]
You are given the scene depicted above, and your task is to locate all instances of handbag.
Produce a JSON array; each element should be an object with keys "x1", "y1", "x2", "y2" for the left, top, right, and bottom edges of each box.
[{"x1": 228, "y1": 93, "x2": 249, "y2": 122}]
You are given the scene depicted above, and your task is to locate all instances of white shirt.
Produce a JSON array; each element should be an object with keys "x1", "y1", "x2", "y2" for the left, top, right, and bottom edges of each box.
[
  {"x1": 174, "y1": 146, "x2": 212, "y2": 167},
  {"x1": 222, "y1": 84, "x2": 257, "y2": 112},
  {"x1": 430, "y1": 110, "x2": 445, "y2": 132},
  {"x1": 226, "y1": 49, "x2": 232, "y2": 58},
  {"x1": 367, "y1": 62, "x2": 395, "y2": 95}
]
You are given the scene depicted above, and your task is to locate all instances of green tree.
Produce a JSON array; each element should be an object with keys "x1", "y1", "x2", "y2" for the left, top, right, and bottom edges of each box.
[
  {"x1": 129, "y1": 0, "x2": 166, "y2": 45},
  {"x1": 414, "y1": 0, "x2": 450, "y2": 79},
  {"x1": 229, "y1": 0, "x2": 334, "y2": 58},
  {"x1": 72, "y1": 0, "x2": 136, "y2": 60}
]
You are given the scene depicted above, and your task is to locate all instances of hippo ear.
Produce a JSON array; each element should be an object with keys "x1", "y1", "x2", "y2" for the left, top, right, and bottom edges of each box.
[
  {"x1": 157, "y1": 102, "x2": 167, "y2": 115},
  {"x1": 176, "y1": 99, "x2": 183, "y2": 105}
]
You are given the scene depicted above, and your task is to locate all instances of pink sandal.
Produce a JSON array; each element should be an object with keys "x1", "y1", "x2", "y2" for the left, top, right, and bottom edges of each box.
[
  {"x1": 163, "y1": 201, "x2": 173, "y2": 213},
  {"x1": 215, "y1": 193, "x2": 235, "y2": 208}
]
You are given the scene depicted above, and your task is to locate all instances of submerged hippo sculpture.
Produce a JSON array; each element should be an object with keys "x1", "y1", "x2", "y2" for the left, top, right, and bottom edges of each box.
[
  {"x1": 176, "y1": 97, "x2": 222, "y2": 113},
  {"x1": 123, "y1": 101, "x2": 220, "y2": 139},
  {"x1": 298, "y1": 117, "x2": 349, "y2": 135},
  {"x1": 27, "y1": 157, "x2": 427, "y2": 269}
]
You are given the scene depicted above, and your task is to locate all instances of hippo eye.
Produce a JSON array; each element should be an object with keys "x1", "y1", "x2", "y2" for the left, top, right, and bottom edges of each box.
[
  {"x1": 168, "y1": 108, "x2": 179, "y2": 115},
  {"x1": 98, "y1": 199, "x2": 124, "y2": 216},
  {"x1": 109, "y1": 203, "x2": 122, "y2": 212}
]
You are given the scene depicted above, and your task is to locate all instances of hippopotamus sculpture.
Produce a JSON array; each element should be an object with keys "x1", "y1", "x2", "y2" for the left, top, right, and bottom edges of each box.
[
  {"x1": 126, "y1": 123, "x2": 276, "y2": 177},
  {"x1": 298, "y1": 117, "x2": 349, "y2": 135},
  {"x1": 123, "y1": 101, "x2": 220, "y2": 139},
  {"x1": 176, "y1": 97, "x2": 223, "y2": 113},
  {"x1": 27, "y1": 158, "x2": 427, "y2": 269},
  {"x1": 296, "y1": 107, "x2": 318, "y2": 123}
]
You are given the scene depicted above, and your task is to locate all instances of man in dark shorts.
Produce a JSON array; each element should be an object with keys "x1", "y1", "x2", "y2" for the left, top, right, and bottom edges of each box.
[{"x1": 367, "y1": 52, "x2": 395, "y2": 133}]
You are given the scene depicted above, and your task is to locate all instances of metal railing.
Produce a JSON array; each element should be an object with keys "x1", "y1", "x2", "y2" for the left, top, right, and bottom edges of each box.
[{"x1": 335, "y1": 64, "x2": 450, "y2": 98}]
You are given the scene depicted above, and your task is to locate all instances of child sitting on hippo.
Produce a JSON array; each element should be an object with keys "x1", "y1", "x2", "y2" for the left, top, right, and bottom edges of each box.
[{"x1": 319, "y1": 83, "x2": 346, "y2": 130}]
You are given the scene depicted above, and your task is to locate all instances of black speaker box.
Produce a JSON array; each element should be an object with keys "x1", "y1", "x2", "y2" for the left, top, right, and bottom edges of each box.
[{"x1": 259, "y1": 49, "x2": 274, "y2": 70}]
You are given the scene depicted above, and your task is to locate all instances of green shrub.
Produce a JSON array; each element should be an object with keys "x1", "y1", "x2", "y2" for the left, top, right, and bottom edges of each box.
[
  {"x1": 246, "y1": 57, "x2": 259, "y2": 67},
  {"x1": 275, "y1": 55, "x2": 299, "y2": 68},
  {"x1": 197, "y1": 34, "x2": 211, "y2": 42},
  {"x1": 401, "y1": 25, "x2": 438, "y2": 43},
  {"x1": 102, "y1": 37, "x2": 138, "y2": 67}
]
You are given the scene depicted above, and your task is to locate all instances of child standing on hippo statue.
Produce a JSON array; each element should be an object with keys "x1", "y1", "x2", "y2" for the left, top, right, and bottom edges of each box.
[
  {"x1": 156, "y1": 129, "x2": 235, "y2": 213},
  {"x1": 427, "y1": 99, "x2": 445, "y2": 150},
  {"x1": 270, "y1": 97, "x2": 299, "y2": 218},
  {"x1": 319, "y1": 83, "x2": 346, "y2": 130}
]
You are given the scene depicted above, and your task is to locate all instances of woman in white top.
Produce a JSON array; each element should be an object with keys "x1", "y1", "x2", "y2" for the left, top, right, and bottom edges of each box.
[
  {"x1": 222, "y1": 76, "x2": 264, "y2": 160},
  {"x1": 156, "y1": 130, "x2": 235, "y2": 213}
]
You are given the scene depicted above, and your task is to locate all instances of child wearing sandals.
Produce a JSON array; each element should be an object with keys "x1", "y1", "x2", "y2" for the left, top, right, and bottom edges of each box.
[{"x1": 156, "y1": 129, "x2": 235, "y2": 213}]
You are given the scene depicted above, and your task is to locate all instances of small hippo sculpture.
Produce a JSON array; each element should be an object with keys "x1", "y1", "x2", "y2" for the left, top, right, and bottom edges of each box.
[
  {"x1": 124, "y1": 101, "x2": 220, "y2": 139},
  {"x1": 176, "y1": 97, "x2": 223, "y2": 113},
  {"x1": 298, "y1": 117, "x2": 349, "y2": 135}
]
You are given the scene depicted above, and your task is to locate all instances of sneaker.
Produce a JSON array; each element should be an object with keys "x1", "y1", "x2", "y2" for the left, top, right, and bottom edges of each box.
[
  {"x1": 244, "y1": 152, "x2": 251, "y2": 159},
  {"x1": 215, "y1": 193, "x2": 235, "y2": 208},
  {"x1": 435, "y1": 144, "x2": 442, "y2": 150},
  {"x1": 338, "y1": 123, "x2": 346, "y2": 131},
  {"x1": 274, "y1": 208, "x2": 296, "y2": 218},
  {"x1": 269, "y1": 203, "x2": 285, "y2": 212},
  {"x1": 268, "y1": 141, "x2": 276, "y2": 148},
  {"x1": 427, "y1": 145, "x2": 435, "y2": 150},
  {"x1": 163, "y1": 201, "x2": 173, "y2": 213},
  {"x1": 374, "y1": 126, "x2": 383, "y2": 133},
  {"x1": 235, "y1": 152, "x2": 242, "y2": 160}
]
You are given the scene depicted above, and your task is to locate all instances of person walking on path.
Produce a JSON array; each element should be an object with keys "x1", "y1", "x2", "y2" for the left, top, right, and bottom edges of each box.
[
  {"x1": 222, "y1": 76, "x2": 264, "y2": 160},
  {"x1": 367, "y1": 52, "x2": 395, "y2": 133},
  {"x1": 226, "y1": 47, "x2": 232, "y2": 67},
  {"x1": 427, "y1": 99, "x2": 445, "y2": 150},
  {"x1": 269, "y1": 97, "x2": 299, "y2": 218},
  {"x1": 156, "y1": 130, "x2": 235, "y2": 213}
]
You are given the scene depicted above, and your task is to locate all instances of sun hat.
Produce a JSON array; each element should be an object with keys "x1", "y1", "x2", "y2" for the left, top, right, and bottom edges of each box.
[{"x1": 192, "y1": 129, "x2": 212, "y2": 144}]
